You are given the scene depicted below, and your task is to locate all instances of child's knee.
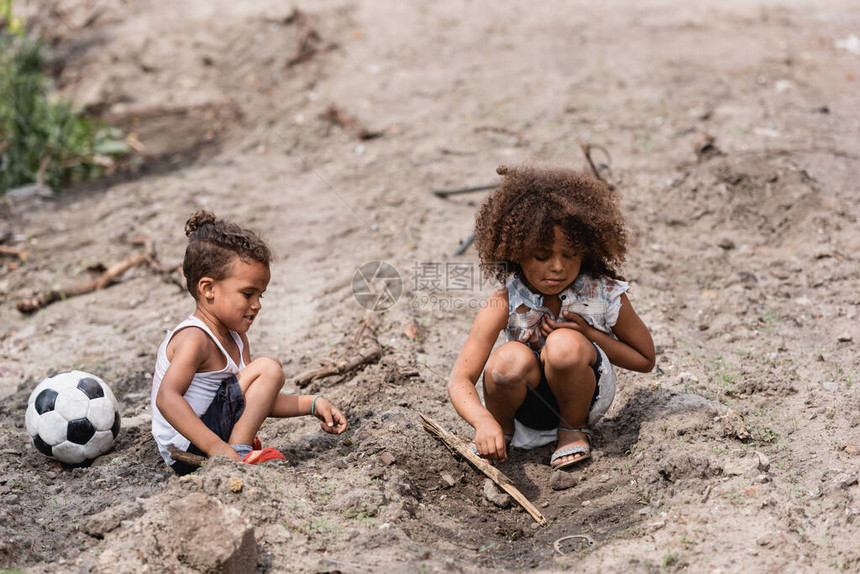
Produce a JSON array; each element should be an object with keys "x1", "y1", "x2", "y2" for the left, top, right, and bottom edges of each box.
[
  {"x1": 543, "y1": 330, "x2": 593, "y2": 371},
  {"x1": 485, "y1": 343, "x2": 535, "y2": 389},
  {"x1": 247, "y1": 356, "x2": 286, "y2": 388}
]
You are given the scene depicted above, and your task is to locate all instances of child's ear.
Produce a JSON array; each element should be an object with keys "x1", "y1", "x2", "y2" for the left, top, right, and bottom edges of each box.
[{"x1": 198, "y1": 277, "x2": 216, "y2": 300}]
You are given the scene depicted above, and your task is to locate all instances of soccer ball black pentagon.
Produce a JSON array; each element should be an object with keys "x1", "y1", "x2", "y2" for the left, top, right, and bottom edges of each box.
[{"x1": 25, "y1": 371, "x2": 121, "y2": 465}]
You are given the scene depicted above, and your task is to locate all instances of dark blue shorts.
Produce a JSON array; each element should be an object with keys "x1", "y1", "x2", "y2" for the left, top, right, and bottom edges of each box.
[
  {"x1": 172, "y1": 375, "x2": 245, "y2": 475},
  {"x1": 513, "y1": 342, "x2": 602, "y2": 431}
]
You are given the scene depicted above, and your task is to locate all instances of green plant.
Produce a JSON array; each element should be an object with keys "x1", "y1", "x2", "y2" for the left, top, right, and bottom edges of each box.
[
  {"x1": 662, "y1": 551, "x2": 678, "y2": 568},
  {"x1": 0, "y1": 5, "x2": 129, "y2": 195},
  {"x1": 723, "y1": 491, "x2": 745, "y2": 505}
]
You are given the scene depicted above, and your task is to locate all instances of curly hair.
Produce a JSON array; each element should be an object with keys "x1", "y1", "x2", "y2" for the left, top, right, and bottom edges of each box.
[
  {"x1": 474, "y1": 164, "x2": 628, "y2": 285},
  {"x1": 182, "y1": 211, "x2": 272, "y2": 299}
]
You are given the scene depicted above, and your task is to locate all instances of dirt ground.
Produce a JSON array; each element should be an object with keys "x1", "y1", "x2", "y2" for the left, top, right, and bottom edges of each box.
[{"x1": 1, "y1": 0, "x2": 859, "y2": 572}]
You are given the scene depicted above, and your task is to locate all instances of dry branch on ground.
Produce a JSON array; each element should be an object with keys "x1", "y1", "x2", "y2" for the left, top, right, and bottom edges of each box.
[
  {"x1": 419, "y1": 413, "x2": 547, "y2": 526},
  {"x1": 14, "y1": 237, "x2": 183, "y2": 314}
]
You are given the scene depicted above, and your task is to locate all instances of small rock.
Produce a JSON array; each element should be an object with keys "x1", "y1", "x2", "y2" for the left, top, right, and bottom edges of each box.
[
  {"x1": 822, "y1": 381, "x2": 838, "y2": 392},
  {"x1": 835, "y1": 34, "x2": 860, "y2": 55},
  {"x1": 837, "y1": 333, "x2": 853, "y2": 343},
  {"x1": 581, "y1": 500, "x2": 591, "y2": 507},
  {"x1": 482, "y1": 479, "x2": 511, "y2": 508},
  {"x1": 774, "y1": 79, "x2": 793, "y2": 93},
  {"x1": 756, "y1": 474, "x2": 770, "y2": 484},
  {"x1": 550, "y1": 471, "x2": 578, "y2": 491},
  {"x1": 844, "y1": 444, "x2": 858, "y2": 456},
  {"x1": 368, "y1": 467, "x2": 385, "y2": 480},
  {"x1": 379, "y1": 452, "x2": 396, "y2": 466},
  {"x1": 717, "y1": 409, "x2": 750, "y2": 441},
  {"x1": 831, "y1": 474, "x2": 859, "y2": 490},
  {"x1": 688, "y1": 104, "x2": 713, "y2": 121},
  {"x1": 676, "y1": 372, "x2": 700, "y2": 385},
  {"x1": 228, "y1": 477, "x2": 243, "y2": 493},
  {"x1": 723, "y1": 453, "x2": 760, "y2": 476},
  {"x1": 718, "y1": 238, "x2": 735, "y2": 250},
  {"x1": 5, "y1": 183, "x2": 52, "y2": 199},
  {"x1": 754, "y1": 451, "x2": 771, "y2": 472},
  {"x1": 440, "y1": 473, "x2": 457, "y2": 488},
  {"x1": 80, "y1": 501, "x2": 143, "y2": 538},
  {"x1": 169, "y1": 493, "x2": 257, "y2": 573},
  {"x1": 694, "y1": 134, "x2": 721, "y2": 160}
]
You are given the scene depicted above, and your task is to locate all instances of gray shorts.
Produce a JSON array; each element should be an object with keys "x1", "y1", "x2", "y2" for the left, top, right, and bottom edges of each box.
[{"x1": 172, "y1": 375, "x2": 245, "y2": 475}]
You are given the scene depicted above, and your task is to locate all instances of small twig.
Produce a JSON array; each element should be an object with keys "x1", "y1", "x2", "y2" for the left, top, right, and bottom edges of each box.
[
  {"x1": 353, "y1": 313, "x2": 373, "y2": 347},
  {"x1": 35, "y1": 156, "x2": 51, "y2": 187},
  {"x1": 168, "y1": 446, "x2": 207, "y2": 467},
  {"x1": 320, "y1": 104, "x2": 382, "y2": 140},
  {"x1": 294, "y1": 337, "x2": 382, "y2": 388},
  {"x1": 419, "y1": 413, "x2": 547, "y2": 525},
  {"x1": 579, "y1": 141, "x2": 615, "y2": 190},
  {"x1": 0, "y1": 245, "x2": 26, "y2": 260},
  {"x1": 474, "y1": 126, "x2": 526, "y2": 147},
  {"x1": 432, "y1": 184, "x2": 497, "y2": 197},
  {"x1": 14, "y1": 237, "x2": 182, "y2": 314},
  {"x1": 286, "y1": 9, "x2": 322, "y2": 67},
  {"x1": 454, "y1": 234, "x2": 475, "y2": 257}
]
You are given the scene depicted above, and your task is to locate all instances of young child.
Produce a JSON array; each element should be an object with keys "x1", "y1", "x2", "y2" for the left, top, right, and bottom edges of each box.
[
  {"x1": 448, "y1": 165, "x2": 655, "y2": 471},
  {"x1": 151, "y1": 211, "x2": 348, "y2": 474}
]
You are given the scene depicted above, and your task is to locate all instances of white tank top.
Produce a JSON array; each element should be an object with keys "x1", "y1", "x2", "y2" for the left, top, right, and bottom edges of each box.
[{"x1": 150, "y1": 315, "x2": 246, "y2": 465}]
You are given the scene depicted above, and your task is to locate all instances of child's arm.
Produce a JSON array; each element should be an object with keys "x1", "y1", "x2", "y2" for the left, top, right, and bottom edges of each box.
[
  {"x1": 545, "y1": 293, "x2": 655, "y2": 372},
  {"x1": 156, "y1": 329, "x2": 242, "y2": 460},
  {"x1": 447, "y1": 290, "x2": 509, "y2": 460},
  {"x1": 270, "y1": 393, "x2": 348, "y2": 434}
]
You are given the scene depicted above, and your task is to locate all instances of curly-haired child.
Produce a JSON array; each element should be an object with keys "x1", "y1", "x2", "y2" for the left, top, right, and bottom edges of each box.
[
  {"x1": 151, "y1": 211, "x2": 347, "y2": 474},
  {"x1": 448, "y1": 165, "x2": 654, "y2": 471}
]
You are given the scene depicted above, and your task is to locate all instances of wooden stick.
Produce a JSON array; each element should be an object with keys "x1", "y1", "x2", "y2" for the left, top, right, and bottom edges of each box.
[
  {"x1": 15, "y1": 250, "x2": 150, "y2": 314},
  {"x1": 285, "y1": 8, "x2": 323, "y2": 67},
  {"x1": 14, "y1": 237, "x2": 183, "y2": 314},
  {"x1": 432, "y1": 184, "x2": 497, "y2": 197},
  {"x1": 578, "y1": 141, "x2": 615, "y2": 190},
  {"x1": 0, "y1": 245, "x2": 26, "y2": 260},
  {"x1": 168, "y1": 446, "x2": 207, "y2": 467},
  {"x1": 419, "y1": 413, "x2": 547, "y2": 526},
  {"x1": 320, "y1": 104, "x2": 382, "y2": 140},
  {"x1": 293, "y1": 338, "x2": 382, "y2": 388},
  {"x1": 453, "y1": 234, "x2": 474, "y2": 257}
]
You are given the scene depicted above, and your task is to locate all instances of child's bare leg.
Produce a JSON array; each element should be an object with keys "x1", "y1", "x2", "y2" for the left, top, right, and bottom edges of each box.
[
  {"x1": 228, "y1": 356, "x2": 286, "y2": 447},
  {"x1": 542, "y1": 330, "x2": 597, "y2": 467},
  {"x1": 483, "y1": 342, "x2": 541, "y2": 436}
]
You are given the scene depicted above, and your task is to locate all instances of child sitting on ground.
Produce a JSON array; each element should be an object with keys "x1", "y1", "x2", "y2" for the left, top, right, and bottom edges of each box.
[
  {"x1": 448, "y1": 165, "x2": 655, "y2": 471},
  {"x1": 151, "y1": 211, "x2": 347, "y2": 474}
]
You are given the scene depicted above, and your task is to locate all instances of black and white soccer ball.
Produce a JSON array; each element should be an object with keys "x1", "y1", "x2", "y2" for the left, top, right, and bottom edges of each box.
[{"x1": 25, "y1": 371, "x2": 121, "y2": 465}]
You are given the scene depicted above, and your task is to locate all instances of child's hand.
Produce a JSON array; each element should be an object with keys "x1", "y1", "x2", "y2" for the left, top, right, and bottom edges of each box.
[
  {"x1": 209, "y1": 442, "x2": 243, "y2": 461},
  {"x1": 474, "y1": 418, "x2": 508, "y2": 462},
  {"x1": 541, "y1": 312, "x2": 589, "y2": 337},
  {"x1": 312, "y1": 397, "x2": 348, "y2": 434}
]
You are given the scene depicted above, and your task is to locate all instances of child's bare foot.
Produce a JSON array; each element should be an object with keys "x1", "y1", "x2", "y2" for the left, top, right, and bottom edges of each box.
[{"x1": 550, "y1": 427, "x2": 592, "y2": 471}]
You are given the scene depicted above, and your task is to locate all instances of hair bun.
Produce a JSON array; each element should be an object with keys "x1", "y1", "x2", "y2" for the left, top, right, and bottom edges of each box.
[
  {"x1": 496, "y1": 165, "x2": 509, "y2": 176},
  {"x1": 185, "y1": 211, "x2": 218, "y2": 237}
]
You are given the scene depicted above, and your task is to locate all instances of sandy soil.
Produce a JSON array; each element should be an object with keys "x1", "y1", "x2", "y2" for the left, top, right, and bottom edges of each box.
[{"x1": 1, "y1": 1, "x2": 859, "y2": 572}]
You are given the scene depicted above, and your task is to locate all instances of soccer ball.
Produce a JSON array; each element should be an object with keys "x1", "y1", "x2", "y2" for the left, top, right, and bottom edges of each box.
[{"x1": 25, "y1": 371, "x2": 121, "y2": 465}]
